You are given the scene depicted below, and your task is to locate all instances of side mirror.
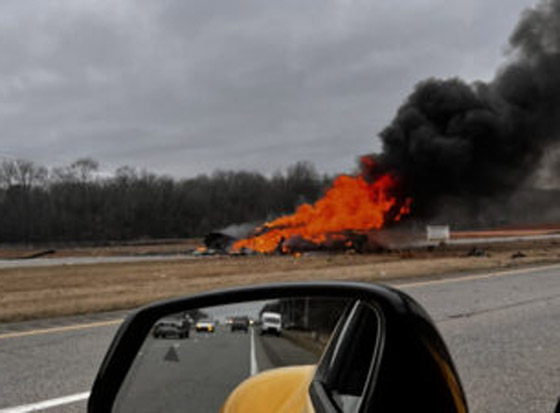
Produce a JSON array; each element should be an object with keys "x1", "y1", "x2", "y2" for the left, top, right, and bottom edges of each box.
[{"x1": 88, "y1": 282, "x2": 468, "y2": 412}]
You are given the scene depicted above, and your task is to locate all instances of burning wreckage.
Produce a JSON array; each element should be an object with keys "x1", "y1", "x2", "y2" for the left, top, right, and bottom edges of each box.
[
  {"x1": 205, "y1": 0, "x2": 560, "y2": 255},
  {"x1": 231, "y1": 158, "x2": 412, "y2": 255},
  {"x1": 202, "y1": 157, "x2": 413, "y2": 255}
]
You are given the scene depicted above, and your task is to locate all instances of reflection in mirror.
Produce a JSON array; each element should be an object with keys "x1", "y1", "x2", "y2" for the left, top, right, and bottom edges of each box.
[{"x1": 113, "y1": 296, "x2": 351, "y2": 413}]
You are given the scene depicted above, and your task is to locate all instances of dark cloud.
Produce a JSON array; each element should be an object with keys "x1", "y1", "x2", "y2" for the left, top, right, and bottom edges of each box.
[{"x1": 0, "y1": 0, "x2": 536, "y2": 176}]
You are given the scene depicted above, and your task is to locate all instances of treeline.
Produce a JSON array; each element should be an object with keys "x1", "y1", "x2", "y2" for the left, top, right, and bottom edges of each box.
[{"x1": 0, "y1": 158, "x2": 331, "y2": 244}]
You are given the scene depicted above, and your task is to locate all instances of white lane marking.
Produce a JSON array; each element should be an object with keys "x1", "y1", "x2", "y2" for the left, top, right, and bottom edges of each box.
[
  {"x1": 0, "y1": 392, "x2": 90, "y2": 413},
  {"x1": 393, "y1": 263, "x2": 560, "y2": 290},
  {"x1": 250, "y1": 327, "x2": 258, "y2": 376}
]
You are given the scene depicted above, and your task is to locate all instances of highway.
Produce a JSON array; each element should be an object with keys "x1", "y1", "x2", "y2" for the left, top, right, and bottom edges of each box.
[
  {"x1": 0, "y1": 263, "x2": 559, "y2": 412},
  {"x1": 112, "y1": 328, "x2": 316, "y2": 413},
  {"x1": 0, "y1": 255, "x2": 196, "y2": 269}
]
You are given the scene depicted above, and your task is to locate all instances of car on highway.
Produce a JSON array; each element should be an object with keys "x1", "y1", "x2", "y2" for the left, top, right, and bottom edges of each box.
[
  {"x1": 260, "y1": 311, "x2": 281, "y2": 336},
  {"x1": 152, "y1": 317, "x2": 190, "y2": 339},
  {"x1": 230, "y1": 316, "x2": 249, "y2": 333},
  {"x1": 195, "y1": 318, "x2": 215, "y2": 333}
]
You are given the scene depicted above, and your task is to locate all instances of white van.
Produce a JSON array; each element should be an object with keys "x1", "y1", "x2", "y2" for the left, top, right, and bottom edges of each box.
[{"x1": 260, "y1": 311, "x2": 282, "y2": 336}]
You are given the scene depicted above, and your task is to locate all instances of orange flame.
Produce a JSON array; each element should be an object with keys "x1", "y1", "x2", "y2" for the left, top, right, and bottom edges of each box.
[{"x1": 233, "y1": 167, "x2": 411, "y2": 254}]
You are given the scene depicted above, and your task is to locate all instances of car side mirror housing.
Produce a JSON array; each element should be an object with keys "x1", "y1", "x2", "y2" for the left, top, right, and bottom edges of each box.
[{"x1": 88, "y1": 281, "x2": 468, "y2": 413}]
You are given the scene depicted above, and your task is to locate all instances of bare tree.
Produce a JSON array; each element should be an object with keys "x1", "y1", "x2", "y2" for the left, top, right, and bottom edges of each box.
[
  {"x1": 51, "y1": 158, "x2": 99, "y2": 184},
  {"x1": 71, "y1": 158, "x2": 99, "y2": 183},
  {"x1": 14, "y1": 159, "x2": 47, "y2": 189},
  {"x1": 0, "y1": 160, "x2": 17, "y2": 187},
  {"x1": 0, "y1": 159, "x2": 46, "y2": 189}
]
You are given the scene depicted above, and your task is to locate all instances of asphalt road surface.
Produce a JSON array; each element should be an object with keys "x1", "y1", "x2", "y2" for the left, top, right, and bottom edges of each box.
[
  {"x1": 0, "y1": 255, "x2": 195, "y2": 269},
  {"x1": 0, "y1": 263, "x2": 559, "y2": 412},
  {"x1": 112, "y1": 327, "x2": 317, "y2": 413}
]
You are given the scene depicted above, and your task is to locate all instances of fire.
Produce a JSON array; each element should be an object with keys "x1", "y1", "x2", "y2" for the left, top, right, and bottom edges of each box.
[{"x1": 233, "y1": 163, "x2": 411, "y2": 254}]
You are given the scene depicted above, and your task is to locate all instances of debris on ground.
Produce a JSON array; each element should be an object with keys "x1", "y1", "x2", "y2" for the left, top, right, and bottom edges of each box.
[
  {"x1": 203, "y1": 232, "x2": 237, "y2": 253},
  {"x1": 511, "y1": 251, "x2": 527, "y2": 259},
  {"x1": 467, "y1": 247, "x2": 487, "y2": 257},
  {"x1": 14, "y1": 250, "x2": 56, "y2": 260}
]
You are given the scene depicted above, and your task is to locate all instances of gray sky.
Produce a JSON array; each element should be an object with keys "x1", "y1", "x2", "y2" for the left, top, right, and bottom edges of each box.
[{"x1": 0, "y1": 0, "x2": 538, "y2": 178}]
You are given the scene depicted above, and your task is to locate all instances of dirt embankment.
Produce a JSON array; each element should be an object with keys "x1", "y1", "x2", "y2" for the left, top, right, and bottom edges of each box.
[{"x1": 1, "y1": 239, "x2": 560, "y2": 323}]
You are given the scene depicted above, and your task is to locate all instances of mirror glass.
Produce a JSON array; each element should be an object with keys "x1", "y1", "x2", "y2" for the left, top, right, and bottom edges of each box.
[{"x1": 112, "y1": 296, "x2": 353, "y2": 413}]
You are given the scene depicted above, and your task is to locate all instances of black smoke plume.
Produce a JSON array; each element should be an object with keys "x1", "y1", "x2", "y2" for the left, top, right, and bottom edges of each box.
[{"x1": 374, "y1": 0, "x2": 560, "y2": 220}]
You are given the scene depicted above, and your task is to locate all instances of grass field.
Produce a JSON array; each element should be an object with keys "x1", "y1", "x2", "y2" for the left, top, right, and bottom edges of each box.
[{"x1": 1, "y1": 239, "x2": 560, "y2": 323}]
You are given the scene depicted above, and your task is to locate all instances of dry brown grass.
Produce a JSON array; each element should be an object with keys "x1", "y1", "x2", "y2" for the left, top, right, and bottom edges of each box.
[{"x1": 1, "y1": 241, "x2": 560, "y2": 323}]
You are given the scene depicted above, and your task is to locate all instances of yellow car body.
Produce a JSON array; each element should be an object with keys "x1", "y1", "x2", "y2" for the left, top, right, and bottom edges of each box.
[{"x1": 221, "y1": 365, "x2": 316, "y2": 413}]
